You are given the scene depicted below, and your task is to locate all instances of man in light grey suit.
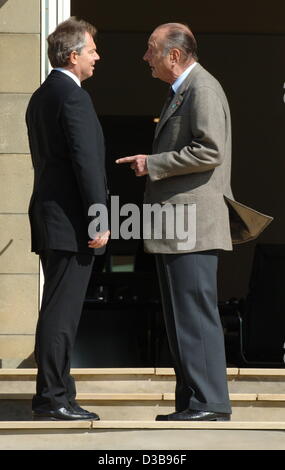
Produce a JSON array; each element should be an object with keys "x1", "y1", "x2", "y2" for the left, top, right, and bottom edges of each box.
[{"x1": 117, "y1": 23, "x2": 271, "y2": 421}]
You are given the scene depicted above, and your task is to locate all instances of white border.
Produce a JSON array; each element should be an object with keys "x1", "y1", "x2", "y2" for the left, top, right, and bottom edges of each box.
[{"x1": 40, "y1": 0, "x2": 71, "y2": 82}]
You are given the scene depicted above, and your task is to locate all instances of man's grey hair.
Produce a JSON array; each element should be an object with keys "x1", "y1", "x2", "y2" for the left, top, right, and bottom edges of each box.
[
  {"x1": 158, "y1": 23, "x2": 198, "y2": 62},
  {"x1": 47, "y1": 17, "x2": 97, "y2": 68}
]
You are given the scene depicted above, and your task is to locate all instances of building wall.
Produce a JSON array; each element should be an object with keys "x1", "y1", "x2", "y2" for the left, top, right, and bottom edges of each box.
[{"x1": 0, "y1": 0, "x2": 40, "y2": 367}]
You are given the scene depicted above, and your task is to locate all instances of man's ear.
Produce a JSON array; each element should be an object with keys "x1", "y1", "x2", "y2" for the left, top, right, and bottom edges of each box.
[
  {"x1": 169, "y1": 48, "x2": 181, "y2": 64},
  {"x1": 69, "y1": 50, "x2": 78, "y2": 65}
]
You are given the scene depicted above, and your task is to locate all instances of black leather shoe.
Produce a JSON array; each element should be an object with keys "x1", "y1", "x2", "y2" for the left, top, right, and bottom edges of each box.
[
  {"x1": 155, "y1": 409, "x2": 231, "y2": 421},
  {"x1": 71, "y1": 404, "x2": 100, "y2": 420},
  {"x1": 32, "y1": 406, "x2": 93, "y2": 421}
]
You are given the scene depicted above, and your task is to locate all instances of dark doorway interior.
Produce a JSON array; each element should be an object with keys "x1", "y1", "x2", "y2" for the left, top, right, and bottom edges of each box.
[{"x1": 70, "y1": 2, "x2": 285, "y2": 368}]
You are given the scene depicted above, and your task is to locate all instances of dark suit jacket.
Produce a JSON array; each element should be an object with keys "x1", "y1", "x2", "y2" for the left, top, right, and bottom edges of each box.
[{"x1": 26, "y1": 70, "x2": 108, "y2": 254}]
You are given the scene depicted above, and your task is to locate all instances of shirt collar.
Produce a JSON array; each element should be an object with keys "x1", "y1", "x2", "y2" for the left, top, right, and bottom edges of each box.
[
  {"x1": 53, "y1": 68, "x2": 81, "y2": 87},
  {"x1": 172, "y1": 62, "x2": 197, "y2": 94}
]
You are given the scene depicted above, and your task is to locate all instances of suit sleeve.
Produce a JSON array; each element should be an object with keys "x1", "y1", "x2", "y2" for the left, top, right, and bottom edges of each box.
[
  {"x1": 147, "y1": 86, "x2": 227, "y2": 182},
  {"x1": 61, "y1": 87, "x2": 107, "y2": 219}
]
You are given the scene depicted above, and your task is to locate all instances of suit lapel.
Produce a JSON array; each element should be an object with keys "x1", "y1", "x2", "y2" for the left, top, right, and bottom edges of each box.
[
  {"x1": 154, "y1": 63, "x2": 203, "y2": 140},
  {"x1": 154, "y1": 92, "x2": 184, "y2": 139}
]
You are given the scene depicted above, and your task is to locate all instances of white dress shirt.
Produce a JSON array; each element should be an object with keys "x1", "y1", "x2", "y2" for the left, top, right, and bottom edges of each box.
[
  {"x1": 172, "y1": 62, "x2": 197, "y2": 94},
  {"x1": 53, "y1": 68, "x2": 81, "y2": 87}
]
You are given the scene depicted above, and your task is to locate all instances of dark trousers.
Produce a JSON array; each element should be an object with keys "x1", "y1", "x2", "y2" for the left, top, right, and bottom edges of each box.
[
  {"x1": 32, "y1": 249, "x2": 94, "y2": 411},
  {"x1": 155, "y1": 251, "x2": 231, "y2": 414}
]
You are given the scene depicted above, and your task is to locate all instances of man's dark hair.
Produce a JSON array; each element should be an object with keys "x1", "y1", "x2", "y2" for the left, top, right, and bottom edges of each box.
[{"x1": 47, "y1": 17, "x2": 97, "y2": 68}]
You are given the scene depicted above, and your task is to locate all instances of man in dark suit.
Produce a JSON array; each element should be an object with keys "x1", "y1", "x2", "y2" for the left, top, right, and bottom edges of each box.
[
  {"x1": 26, "y1": 18, "x2": 109, "y2": 420},
  {"x1": 117, "y1": 23, "x2": 271, "y2": 421}
]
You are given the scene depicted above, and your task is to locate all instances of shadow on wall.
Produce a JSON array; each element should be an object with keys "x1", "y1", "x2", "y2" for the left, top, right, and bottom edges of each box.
[
  {"x1": 0, "y1": 239, "x2": 13, "y2": 256},
  {"x1": 18, "y1": 353, "x2": 36, "y2": 368},
  {"x1": 0, "y1": 0, "x2": 8, "y2": 8}
]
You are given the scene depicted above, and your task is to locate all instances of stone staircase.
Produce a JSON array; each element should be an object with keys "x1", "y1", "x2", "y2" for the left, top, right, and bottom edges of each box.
[{"x1": 0, "y1": 368, "x2": 285, "y2": 449}]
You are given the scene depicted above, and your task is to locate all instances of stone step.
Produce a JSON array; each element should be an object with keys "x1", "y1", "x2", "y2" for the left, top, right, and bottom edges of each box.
[
  {"x1": 0, "y1": 368, "x2": 285, "y2": 393},
  {"x1": 0, "y1": 420, "x2": 285, "y2": 450},
  {"x1": 1, "y1": 369, "x2": 284, "y2": 450},
  {"x1": 1, "y1": 392, "x2": 285, "y2": 421},
  {"x1": 0, "y1": 420, "x2": 285, "y2": 429}
]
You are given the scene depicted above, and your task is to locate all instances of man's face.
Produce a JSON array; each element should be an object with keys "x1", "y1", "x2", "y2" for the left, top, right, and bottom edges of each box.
[
  {"x1": 143, "y1": 28, "x2": 173, "y2": 83},
  {"x1": 76, "y1": 32, "x2": 100, "y2": 81}
]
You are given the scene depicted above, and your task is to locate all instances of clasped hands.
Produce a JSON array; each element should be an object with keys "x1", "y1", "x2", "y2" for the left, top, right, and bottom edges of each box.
[
  {"x1": 88, "y1": 230, "x2": 110, "y2": 249},
  {"x1": 88, "y1": 154, "x2": 148, "y2": 248}
]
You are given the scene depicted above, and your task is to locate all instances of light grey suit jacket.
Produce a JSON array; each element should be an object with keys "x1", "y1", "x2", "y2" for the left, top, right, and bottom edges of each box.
[{"x1": 144, "y1": 63, "x2": 272, "y2": 253}]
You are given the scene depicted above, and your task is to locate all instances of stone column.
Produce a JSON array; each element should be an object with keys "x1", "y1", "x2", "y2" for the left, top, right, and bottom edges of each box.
[{"x1": 0, "y1": 0, "x2": 41, "y2": 367}]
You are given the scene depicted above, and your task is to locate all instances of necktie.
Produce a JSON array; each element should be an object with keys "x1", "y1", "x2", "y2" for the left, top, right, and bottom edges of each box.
[{"x1": 165, "y1": 87, "x2": 175, "y2": 108}]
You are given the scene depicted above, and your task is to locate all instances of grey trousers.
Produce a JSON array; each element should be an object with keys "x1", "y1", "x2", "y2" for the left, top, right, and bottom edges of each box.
[{"x1": 155, "y1": 251, "x2": 231, "y2": 414}]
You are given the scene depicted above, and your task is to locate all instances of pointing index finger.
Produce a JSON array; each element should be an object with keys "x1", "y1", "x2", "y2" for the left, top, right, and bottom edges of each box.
[{"x1": 116, "y1": 156, "x2": 136, "y2": 164}]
